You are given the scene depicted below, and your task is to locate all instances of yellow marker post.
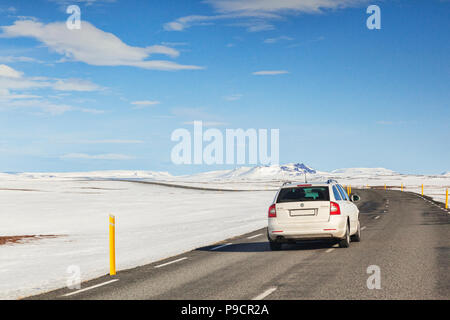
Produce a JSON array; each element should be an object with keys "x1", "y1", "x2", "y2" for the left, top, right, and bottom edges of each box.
[
  {"x1": 421, "y1": 184, "x2": 424, "y2": 196},
  {"x1": 349, "y1": 185, "x2": 352, "y2": 195},
  {"x1": 446, "y1": 189, "x2": 448, "y2": 209},
  {"x1": 401, "y1": 183, "x2": 403, "y2": 192},
  {"x1": 384, "y1": 183, "x2": 386, "y2": 190},
  {"x1": 109, "y1": 214, "x2": 116, "y2": 276}
]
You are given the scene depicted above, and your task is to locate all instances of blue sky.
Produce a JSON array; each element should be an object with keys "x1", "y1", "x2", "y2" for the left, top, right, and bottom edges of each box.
[{"x1": 0, "y1": 0, "x2": 449, "y2": 175}]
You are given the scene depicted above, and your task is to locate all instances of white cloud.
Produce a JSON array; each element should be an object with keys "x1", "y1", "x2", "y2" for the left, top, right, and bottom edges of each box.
[
  {"x1": 164, "y1": 14, "x2": 238, "y2": 31},
  {"x1": 1, "y1": 20, "x2": 202, "y2": 71},
  {"x1": 0, "y1": 56, "x2": 43, "y2": 63},
  {"x1": 0, "y1": 89, "x2": 41, "y2": 100},
  {"x1": 164, "y1": 12, "x2": 280, "y2": 32},
  {"x1": 1, "y1": 99, "x2": 74, "y2": 115},
  {"x1": 183, "y1": 121, "x2": 228, "y2": 127},
  {"x1": 252, "y1": 70, "x2": 289, "y2": 75},
  {"x1": 77, "y1": 107, "x2": 105, "y2": 114},
  {"x1": 0, "y1": 65, "x2": 105, "y2": 115},
  {"x1": 0, "y1": 6, "x2": 17, "y2": 13},
  {"x1": 0, "y1": 65, "x2": 51, "y2": 93},
  {"x1": 0, "y1": 98, "x2": 104, "y2": 115},
  {"x1": 0, "y1": 64, "x2": 102, "y2": 92},
  {"x1": 165, "y1": 0, "x2": 368, "y2": 32},
  {"x1": 52, "y1": 79, "x2": 101, "y2": 91},
  {"x1": 131, "y1": 100, "x2": 160, "y2": 109},
  {"x1": 131, "y1": 100, "x2": 160, "y2": 110},
  {"x1": 229, "y1": 20, "x2": 275, "y2": 32},
  {"x1": 145, "y1": 45, "x2": 180, "y2": 58},
  {"x1": 205, "y1": 0, "x2": 368, "y2": 14},
  {"x1": 0, "y1": 77, "x2": 49, "y2": 91},
  {"x1": 75, "y1": 139, "x2": 144, "y2": 144},
  {"x1": 61, "y1": 153, "x2": 134, "y2": 160},
  {"x1": 161, "y1": 42, "x2": 189, "y2": 47},
  {"x1": 164, "y1": 22, "x2": 185, "y2": 31},
  {"x1": 264, "y1": 35, "x2": 293, "y2": 43},
  {"x1": 0, "y1": 64, "x2": 23, "y2": 78},
  {"x1": 48, "y1": 0, "x2": 116, "y2": 7},
  {"x1": 224, "y1": 93, "x2": 242, "y2": 101}
]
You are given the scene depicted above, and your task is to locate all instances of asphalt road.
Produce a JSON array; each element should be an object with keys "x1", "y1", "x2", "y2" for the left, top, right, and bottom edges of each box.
[{"x1": 30, "y1": 189, "x2": 450, "y2": 300}]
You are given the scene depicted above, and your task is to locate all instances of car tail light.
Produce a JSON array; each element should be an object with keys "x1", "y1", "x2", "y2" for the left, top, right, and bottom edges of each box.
[
  {"x1": 268, "y1": 204, "x2": 277, "y2": 218},
  {"x1": 330, "y1": 201, "x2": 341, "y2": 215}
]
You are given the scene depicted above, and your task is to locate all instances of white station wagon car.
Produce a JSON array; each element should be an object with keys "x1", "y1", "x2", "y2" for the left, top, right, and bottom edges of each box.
[{"x1": 267, "y1": 180, "x2": 361, "y2": 250}]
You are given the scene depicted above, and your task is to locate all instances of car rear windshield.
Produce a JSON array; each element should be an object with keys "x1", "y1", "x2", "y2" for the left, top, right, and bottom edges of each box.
[{"x1": 276, "y1": 186, "x2": 330, "y2": 203}]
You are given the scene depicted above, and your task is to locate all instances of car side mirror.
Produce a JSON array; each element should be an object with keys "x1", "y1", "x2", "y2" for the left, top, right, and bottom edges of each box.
[{"x1": 350, "y1": 194, "x2": 360, "y2": 202}]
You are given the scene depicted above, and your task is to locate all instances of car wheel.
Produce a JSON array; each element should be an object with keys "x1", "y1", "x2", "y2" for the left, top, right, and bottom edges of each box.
[
  {"x1": 339, "y1": 223, "x2": 350, "y2": 248},
  {"x1": 351, "y1": 220, "x2": 361, "y2": 242},
  {"x1": 269, "y1": 241, "x2": 282, "y2": 251}
]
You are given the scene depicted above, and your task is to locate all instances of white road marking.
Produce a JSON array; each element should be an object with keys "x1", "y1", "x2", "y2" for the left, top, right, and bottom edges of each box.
[
  {"x1": 154, "y1": 257, "x2": 188, "y2": 268},
  {"x1": 325, "y1": 248, "x2": 335, "y2": 253},
  {"x1": 361, "y1": 226, "x2": 367, "y2": 230},
  {"x1": 210, "y1": 243, "x2": 232, "y2": 251},
  {"x1": 252, "y1": 287, "x2": 277, "y2": 300},
  {"x1": 62, "y1": 279, "x2": 119, "y2": 297},
  {"x1": 247, "y1": 234, "x2": 263, "y2": 240},
  {"x1": 374, "y1": 216, "x2": 380, "y2": 220}
]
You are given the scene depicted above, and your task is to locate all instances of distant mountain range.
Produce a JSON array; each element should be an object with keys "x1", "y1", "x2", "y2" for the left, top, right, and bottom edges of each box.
[
  {"x1": 186, "y1": 163, "x2": 400, "y2": 181},
  {"x1": 1, "y1": 163, "x2": 448, "y2": 181}
]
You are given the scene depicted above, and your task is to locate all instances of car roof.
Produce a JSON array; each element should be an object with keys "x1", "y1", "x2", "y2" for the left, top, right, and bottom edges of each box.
[{"x1": 281, "y1": 182, "x2": 333, "y2": 188}]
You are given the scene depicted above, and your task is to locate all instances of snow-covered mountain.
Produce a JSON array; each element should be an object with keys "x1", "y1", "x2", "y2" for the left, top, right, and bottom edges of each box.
[
  {"x1": 330, "y1": 167, "x2": 398, "y2": 177},
  {"x1": 186, "y1": 163, "x2": 408, "y2": 181},
  {"x1": 183, "y1": 164, "x2": 449, "y2": 184},
  {"x1": 0, "y1": 170, "x2": 174, "y2": 181},
  {"x1": 2, "y1": 164, "x2": 448, "y2": 182},
  {"x1": 187, "y1": 163, "x2": 326, "y2": 181},
  {"x1": 280, "y1": 163, "x2": 317, "y2": 174}
]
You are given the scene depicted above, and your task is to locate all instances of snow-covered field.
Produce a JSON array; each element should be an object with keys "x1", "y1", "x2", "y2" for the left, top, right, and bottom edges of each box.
[
  {"x1": 0, "y1": 176, "x2": 275, "y2": 299},
  {"x1": 1, "y1": 163, "x2": 449, "y2": 299}
]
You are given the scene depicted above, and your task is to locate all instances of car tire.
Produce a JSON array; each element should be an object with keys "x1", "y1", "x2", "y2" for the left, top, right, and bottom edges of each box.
[
  {"x1": 269, "y1": 241, "x2": 282, "y2": 251},
  {"x1": 339, "y1": 223, "x2": 350, "y2": 248},
  {"x1": 351, "y1": 220, "x2": 361, "y2": 242}
]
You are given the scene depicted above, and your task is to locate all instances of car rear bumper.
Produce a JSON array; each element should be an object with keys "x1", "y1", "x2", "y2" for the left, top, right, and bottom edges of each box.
[{"x1": 268, "y1": 216, "x2": 347, "y2": 241}]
